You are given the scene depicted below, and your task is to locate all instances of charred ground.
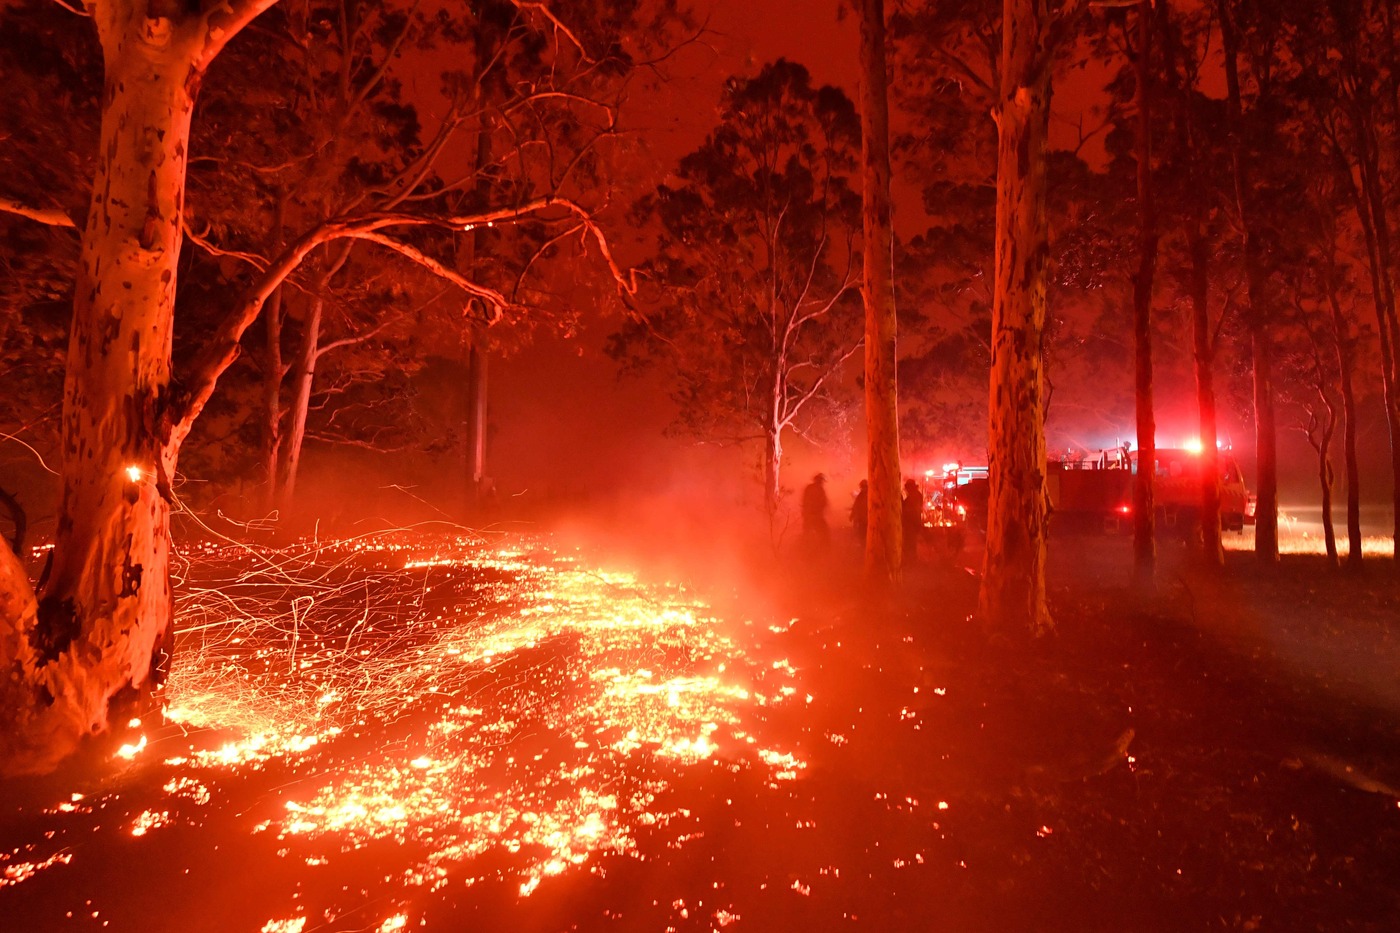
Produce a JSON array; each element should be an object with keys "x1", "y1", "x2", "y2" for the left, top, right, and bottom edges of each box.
[{"x1": 1, "y1": 530, "x2": 1398, "y2": 932}]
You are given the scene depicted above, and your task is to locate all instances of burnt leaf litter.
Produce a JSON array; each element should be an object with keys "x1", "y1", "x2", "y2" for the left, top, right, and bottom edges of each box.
[{"x1": 2, "y1": 532, "x2": 1399, "y2": 932}]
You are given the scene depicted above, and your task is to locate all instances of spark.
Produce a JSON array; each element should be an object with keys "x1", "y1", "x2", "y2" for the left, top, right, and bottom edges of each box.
[
  {"x1": 6, "y1": 528, "x2": 817, "y2": 933},
  {"x1": 14, "y1": 530, "x2": 809, "y2": 908},
  {"x1": 260, "y1": 920, "x2": 305, "y2": 933},
  {"x1": 1, "y1": 851, "x2": 73, "y2": 887},
  {"x1": 115, "y1": 734, "x2": 147, "y2": 760},
  {"x1": 129, "y1": 809, "x2": 170, "y2": 837}
]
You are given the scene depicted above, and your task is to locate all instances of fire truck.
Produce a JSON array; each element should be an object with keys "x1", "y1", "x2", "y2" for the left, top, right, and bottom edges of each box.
[
  {"x1": 927, "y1": 464, "x2": 988, "y2": 530},
  {"x1": 1046, "y1": 445, "x2": 1254, "y2": 536},
  {"x1": 922, "y1": 464, "x2": 989, "y2": 553},
  {"x1": 925, "y1": 445, "x2": 1254, "y2": 540}
]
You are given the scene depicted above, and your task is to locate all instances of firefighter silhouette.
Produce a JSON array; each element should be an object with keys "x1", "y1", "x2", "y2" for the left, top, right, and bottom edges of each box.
[
  {"x1": 802, "y1": 473, "x2": 830, "y2": 550},
  {"x1": 850, "y1": 479, "x2": 869, "y2": 542},
  {"x1": 902, "y1": 478, "x2": 923, "y2": 566}
]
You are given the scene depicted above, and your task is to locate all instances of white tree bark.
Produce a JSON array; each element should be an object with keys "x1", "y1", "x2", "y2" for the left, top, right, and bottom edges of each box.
[
  {"x1": 278, "y1": 293, "x2": 322, "y2": 512},
  {"x1": 0, "y1": 0, "x2": 281, "y2": 776}
]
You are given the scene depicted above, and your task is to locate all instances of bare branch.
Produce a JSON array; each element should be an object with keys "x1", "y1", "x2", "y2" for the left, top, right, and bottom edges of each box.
[
  {"x1": 792, "y1": 279, "x2": 860, "y2": 334},
  {"x1": 188, "y1": 152, "x2": 317, "y2": 176},
  {"x1": 783, "y1": 338, "x2": 863, "y2": 424},
  {"x1": 183, "y1": 220, "x2": 269, "y2": 270},
  {"x1": 345, "y1": 231, "x2": 509, "y2": 320},
  {"x1": 0, "y1": 430, "x2": 60, "y2": 477},
  {"x1": 375, "y1": 106, "x2": 468, "y2": 209},
  {"x1": 314, "y1": 318, "x2": 394, "y2": 360},
  {"x1": 198, "y1": 0, "x2": 283, "y2": 70},
  {"x1": 0, "y1": 196, "x2": 78, "y2": 229},
  {"x1": 929, "y1": 45, "x2": 994, "y2": 95},
  {"x1": 633, "y1": 18, "x2": 712, "y2": 74},
  {"x1": 512, "y1": 222, "x2": 585, "y2": 299},
  {"x1": 169, "y1": 195, "x2": 637, "y2": 446},
  {"x1": 509, "y1": 1, "x2": 592, "y2": 62},
  {"x1": 338, "y1": 0, "x2": 422, "y2": 133},
  {"x1": 305, "y1": 433, "x2": 413, "y2": 454}
]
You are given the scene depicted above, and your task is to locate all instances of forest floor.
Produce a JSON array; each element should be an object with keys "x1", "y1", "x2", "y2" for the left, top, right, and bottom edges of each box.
[
  {"x1": 691, "y1": 527, "x2": 1400, "y2": 932},
  {"x1": 1, "y1": 524, "x2": 1398, "y2": 932}
]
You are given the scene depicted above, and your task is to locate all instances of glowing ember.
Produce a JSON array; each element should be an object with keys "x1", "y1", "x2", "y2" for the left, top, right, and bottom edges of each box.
[
  {"x1": 115, "y1": 734, "x2": 147, "y2": 760},
  {"x1": 128, "y1": 809, "x2": 170, "y2": 837},
  {"x1": 259, "y1": 920, "x2": 305, "y2": 933},
  {"x1": 14, "y1": 532, "x2": 807, "y2": 922},
  {"x1": 1, "y1": 851, "x2": 74, "y2": 888}
]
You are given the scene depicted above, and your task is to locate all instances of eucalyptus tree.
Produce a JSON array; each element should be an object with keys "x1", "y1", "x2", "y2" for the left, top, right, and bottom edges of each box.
[
  {"x1": 1215, "y1": 0, "x2": 1300, "y2": 563},
  {"x1": 189, "y1": 0, "x2": 671, "y2": 514},
  {"x1": 1154, "y1": 0, "x2": 1236, "y2": 567},
  {"x1": 612, "y1": 60, "x2": 863, "y2": 517},
  {"x1": 977, "y1": 0, "x2": 1123, "y2": 633},
  {"x1": 1126, "y1": 0, "x2": 1162, "y2": 586},
  {"x1": 1282, "y1": 0, "x2": 1400, "y2": 564},
  {"x1": 859, "y1": 0, "x2": 903, "y2": 580},
  {"x1": 969, "y1": 0, "x2": 1059, "y2": 632},
  {"x1": 0, "y1": 0, "x2": 287, "y2": 776},
  {"x1": 0, "y1": 0, "x2": 646, "y2": 776},
  {"x1": 887, "y1": 0, "x2": 999, "y2": 485}
]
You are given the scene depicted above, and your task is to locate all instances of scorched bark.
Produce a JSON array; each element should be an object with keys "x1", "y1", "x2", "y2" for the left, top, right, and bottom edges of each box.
[
  {"x1": 859, "y1": 0, "x2": 902, "y2": 580},
  {"x1": 977, "y1": 0, "x2": 1055, "y2": 634},
  {"x1": 0, "y1": 0, "x2": 281, "y2": 776}
]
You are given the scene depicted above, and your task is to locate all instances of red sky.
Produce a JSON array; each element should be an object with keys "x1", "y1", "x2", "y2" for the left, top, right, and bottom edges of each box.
[
  {"x1": 488, "y1": 1, "x2": 1110, "y2": 498},
  {"x1": 489, "y1": 1, "x2": 865, "y2": 502}
]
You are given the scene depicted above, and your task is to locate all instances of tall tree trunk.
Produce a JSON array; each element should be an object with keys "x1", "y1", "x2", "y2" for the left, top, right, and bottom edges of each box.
[
  {"x1": 261, "y1": 284, "x2": 285, "y2": 513},
  {"x1": 764, "y1": 422, "x2": 782, "y2": 518},
  {"x1": 1189, "y1": 210, "x2": 1224, "y2": 566},
  {"x1": 1163, "y1": 0, "x2": 1223, "y2": 567},
  {"x1": 1355, "y1": 125, "x2": 1400, "y2": 556},
  {"x1": 1345, "y1": 155, "x2": 1400, "y2": 558},
  {"x1": 466, "y1": 339, "x2": 488, "y2": 500},
  {"x1": 260, "y1": 192, "x2": 288, "y2": 514},
  {"x1": 1250, "y1": 325, "x2": 1279, "y2": 559},
  {"x1": 1304, "y1": 327, "x2": 1340, "y2": 569},
  {"x1": 460, "y1": 109, "x2": 493, "y2": 513},
  {"x1": 1219, "y1": 1, "x2": 1278, "y2": 563},
  {"x1": 859, "y1": 0, "x2": 902, "y2": 582},
  {"x1": 278, "y1": 291, "x2": 323, "y2": 512},
  {"x1": 2, "y1": 20, "x2": 197, "y2": 773},
  {"x1": 1358, "y1": 128, "x2": 1400, "y2": 383},
  {"x1": 276, "y1": 240, "x2": 352, "y2": 514},
  {"x1": 1323, "y1": 246, "x2": 1364, "y2": 568},
  {"x1": 1337, "y1": 353, "x2": 1362, "y2": 568},
  {"x1": 1316, "y1": 411, "x2": 1339, "y2": 568},
  {"x1": 0, "y1": 1, "x2": 277, "y2": 776},
  {"x1": 978, "y1": 0, "x2": 1053, "y2": 634},
  {"x1": 1131, "y1": 1, "x2": 1158, "y2": 587}
]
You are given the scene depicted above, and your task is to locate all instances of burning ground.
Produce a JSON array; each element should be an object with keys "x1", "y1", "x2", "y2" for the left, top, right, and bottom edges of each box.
[{"x1": 2, "y1": 530, "x2": 1400, "y2": 931}]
